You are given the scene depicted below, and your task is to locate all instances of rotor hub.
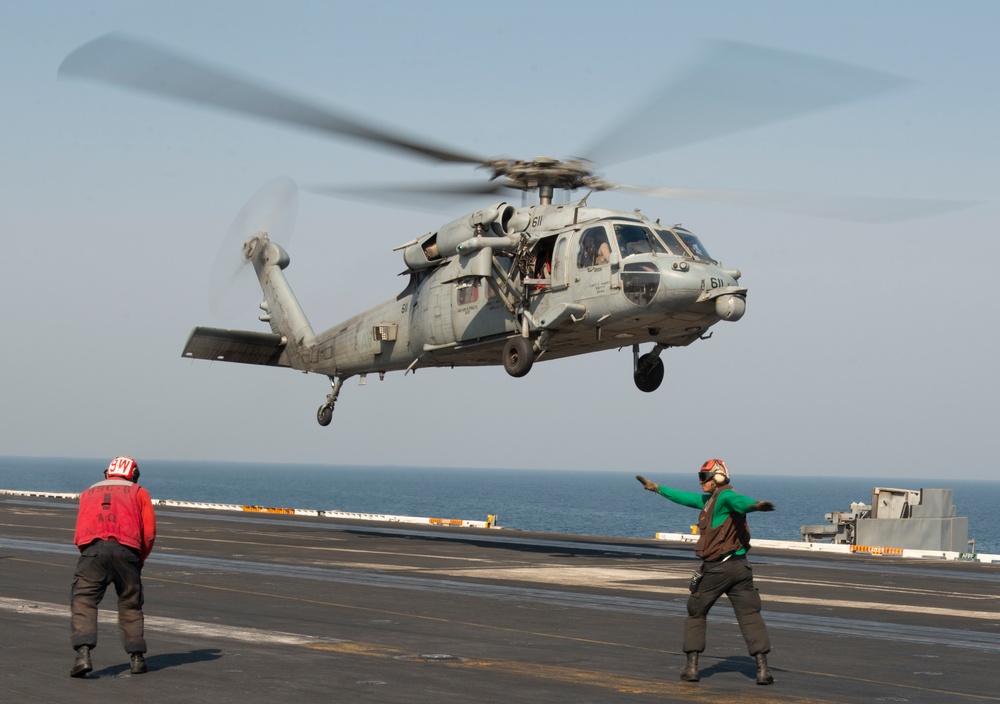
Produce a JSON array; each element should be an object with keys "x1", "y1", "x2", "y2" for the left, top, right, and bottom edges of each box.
[{"x1": 484, "y1": 157, "x2": 611, "y2": 193}]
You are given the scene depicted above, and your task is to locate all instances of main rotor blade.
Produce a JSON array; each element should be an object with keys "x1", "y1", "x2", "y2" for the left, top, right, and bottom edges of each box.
[
  {"x1": 307, "y1": 180, "x2": 518, "y2": 211},
  {"x1": 310, "y1": 180, "x2": 512, "y2": 197},
  {"x1": 582, "y1": 40, "x2": 913, "y2": 167},
  {"x1": 619, "y1": 184, "x2": 974, "y2": 223},
  {"x1": 59, "y1": 33, "x2": 487, "y2": 166}
]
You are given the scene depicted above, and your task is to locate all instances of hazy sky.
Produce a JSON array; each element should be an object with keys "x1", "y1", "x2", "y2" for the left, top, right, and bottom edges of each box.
[{"x1": 1, "y1": 1, "x2": 996, "y2": 478}]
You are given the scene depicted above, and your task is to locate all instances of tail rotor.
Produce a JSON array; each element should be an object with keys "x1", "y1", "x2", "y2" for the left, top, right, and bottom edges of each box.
[{"x1": 209, "y1": 176, "x2": 298, "y2": 321}]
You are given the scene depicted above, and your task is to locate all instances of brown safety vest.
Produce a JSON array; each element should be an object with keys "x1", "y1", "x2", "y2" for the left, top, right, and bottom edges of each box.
[{"x1": 695, "y1": 485, "x2": 751, "y2": 562}]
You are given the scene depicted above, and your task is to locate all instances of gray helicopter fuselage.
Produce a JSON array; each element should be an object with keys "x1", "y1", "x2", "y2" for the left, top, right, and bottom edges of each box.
[
  {"x1": 266, "y1": 202, "x2": 745, "y2": 377},
  {"x1": 181, "y1": 200, "x2": 745, "y2": 426}
]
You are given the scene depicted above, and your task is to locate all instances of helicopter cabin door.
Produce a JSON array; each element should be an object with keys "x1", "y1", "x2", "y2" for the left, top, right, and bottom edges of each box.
[
  {"x1": 451, "y1": 276, "x2": 514, "y2": 342},
  {"x1": 572, "y1": 225, "x2": 616, "y2": 300}
]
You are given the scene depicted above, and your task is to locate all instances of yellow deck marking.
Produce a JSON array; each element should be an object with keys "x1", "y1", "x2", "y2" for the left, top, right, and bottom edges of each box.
[{"x1": 307, "y1": 641, "x2": 833, "y2": 703}]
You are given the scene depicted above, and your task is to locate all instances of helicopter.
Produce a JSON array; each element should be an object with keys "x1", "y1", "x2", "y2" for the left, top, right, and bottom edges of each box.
[{"x1": 59, "y1": 35, "x2": 965, "y2": 426}]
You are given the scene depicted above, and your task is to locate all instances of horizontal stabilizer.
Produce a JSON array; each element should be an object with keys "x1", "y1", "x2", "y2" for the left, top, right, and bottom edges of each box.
[{"x1": 182, "y1": 326, "x2": 287, "y2": 367}]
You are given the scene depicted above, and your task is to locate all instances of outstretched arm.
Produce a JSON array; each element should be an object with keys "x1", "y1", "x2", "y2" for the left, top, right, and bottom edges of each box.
[
  {"x1": 716, "y1": 491, "x2": 776, "y2": 515},
  {"x1": 636, "y1": 475, "x2": 658, "y2": 492},
  {"x1": 636, "y1": 475, "x2": 707, "y2": 509}
]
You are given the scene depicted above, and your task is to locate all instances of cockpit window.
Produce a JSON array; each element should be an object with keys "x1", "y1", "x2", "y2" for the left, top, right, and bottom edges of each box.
[
  {"x1": 613, "y1": 223, "x2": 669, "y2": 258},
  {"x1": 656, "y1": 227, "x2": 715, "y2": 263},
  {"x1": 652, "y1": 229, "x2": 687, "y2": 257},
  {"x1": 676, "y1": 229, "x2": 715, "y2": 263}
]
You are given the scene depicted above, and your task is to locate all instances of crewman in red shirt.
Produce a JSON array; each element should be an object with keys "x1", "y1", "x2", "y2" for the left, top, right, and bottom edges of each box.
[{"x1": 70, "y1": 456, "x2": 156, "y2": 678}]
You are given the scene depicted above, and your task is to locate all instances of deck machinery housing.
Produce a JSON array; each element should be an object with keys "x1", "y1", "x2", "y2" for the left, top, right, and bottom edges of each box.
[{"x1": 800, "y1": 487, "x2": 969, "y2": 552}]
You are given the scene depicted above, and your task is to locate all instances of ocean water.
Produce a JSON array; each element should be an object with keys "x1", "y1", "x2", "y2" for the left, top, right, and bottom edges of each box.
[{"x1": 1, "y1": 456, "x2": 996, "y2": 554}]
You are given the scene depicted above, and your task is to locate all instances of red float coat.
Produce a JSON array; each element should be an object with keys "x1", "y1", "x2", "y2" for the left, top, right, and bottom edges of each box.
[{"x1": 74, "y1": 478, "x2": 157, "y2": 565}]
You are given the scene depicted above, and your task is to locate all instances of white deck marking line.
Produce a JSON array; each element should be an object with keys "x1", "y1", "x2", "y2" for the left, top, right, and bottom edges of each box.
[
  {"x1": 425, "y1": 566, "x2": 1000, "y2": 621},
  {"x1": 0, "y1": 597, "x2": 342, "y2": 646}
]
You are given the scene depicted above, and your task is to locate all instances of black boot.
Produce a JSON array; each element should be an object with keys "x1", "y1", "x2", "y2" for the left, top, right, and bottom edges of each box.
[
  {"x1": 130, "y1": 652, "x2": 147, "y2": 675},
  {"x1": 680, "y1": 651, "x2": 700, "y2": 682},
  {"x1": 70, "y1": 645, "x2": 93, "y2": 678},
  {"x1": 755, "y1": 653, "x2": 774, "y2": 685}
]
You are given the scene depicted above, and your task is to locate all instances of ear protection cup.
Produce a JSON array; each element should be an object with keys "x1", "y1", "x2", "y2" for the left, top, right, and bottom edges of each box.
[
  {"x1": 700, "y1": 459, "x2": 729, "y2": 485},
  {"x1": 698, "y1": 459, "x2": 730, "y2": 486}
]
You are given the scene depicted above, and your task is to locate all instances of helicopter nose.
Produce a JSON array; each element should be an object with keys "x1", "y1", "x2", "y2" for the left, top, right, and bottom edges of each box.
[
  {"x1": 651, "y1": 260, "x2": 747, "y2": 321},
  {"x1": 714, "y1": 293, "x2": 746, "y2": 321},
  {"x1": 690, "y1": 263, "x2": 747, "y2": 321}
]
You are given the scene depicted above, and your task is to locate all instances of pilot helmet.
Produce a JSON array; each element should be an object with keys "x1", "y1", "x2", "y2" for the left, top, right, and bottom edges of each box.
[
  {"x1": 105, "y1": 456, "x2": 140, "y2": 482},
  {"x1": 697, "y1": 458, "x2": 729, "y2": 485}
]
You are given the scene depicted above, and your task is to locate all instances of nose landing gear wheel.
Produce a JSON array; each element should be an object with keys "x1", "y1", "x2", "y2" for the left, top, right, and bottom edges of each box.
[
  {"x1": 503, "y1": 336, "x2": 534, "y2": 378},
  {"x1": 634, "y1": 353, "x2": 664, "y2": 393},
  {"x1": 317, "y1": 404, "x2": 333, "y2": 426}
]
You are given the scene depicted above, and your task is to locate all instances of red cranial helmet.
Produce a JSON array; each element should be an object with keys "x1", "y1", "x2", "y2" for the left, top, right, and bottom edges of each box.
[
  {"x1": 697, "y1": 459, "x2": 729, "y2": 484},
  {"x1": 105, "y1": 456, "x2": 139, "y2": 482}
]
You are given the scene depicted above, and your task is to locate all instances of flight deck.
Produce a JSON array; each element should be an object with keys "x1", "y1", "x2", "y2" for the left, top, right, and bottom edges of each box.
[{"x1": 1, "y1": 494, "x2": 998, "y2": 703}]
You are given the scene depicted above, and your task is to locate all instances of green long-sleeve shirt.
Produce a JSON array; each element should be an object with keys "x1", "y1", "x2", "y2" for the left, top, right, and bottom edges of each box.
[{"x1": 655, "y1": 484, "x2": 760, "y2": 556}]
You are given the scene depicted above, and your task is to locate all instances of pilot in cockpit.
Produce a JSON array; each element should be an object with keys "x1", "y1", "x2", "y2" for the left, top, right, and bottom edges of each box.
[
  {"x1": 579, "y1": 230, "x2": 612, "y2": 267},
  {"x1": 594, "y1": 239, "x2": 612, "y2": 265}
]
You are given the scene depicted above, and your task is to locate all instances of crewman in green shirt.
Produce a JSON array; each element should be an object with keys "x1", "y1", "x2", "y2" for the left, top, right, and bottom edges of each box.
[{"x1": 637, "y1": 459, "x2": 775, "y2": 685}]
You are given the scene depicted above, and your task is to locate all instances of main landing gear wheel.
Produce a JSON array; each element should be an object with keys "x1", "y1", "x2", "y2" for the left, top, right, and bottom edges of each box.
[
  {"x1": 503, "y1": 336, "x2": 534, "y2": 378},
  {"x1": 317, "y1": 404, "x2": 333, "y2": 426},
  {"x1": 634, "y1": 353, "x2": 664, "y2": 393}
]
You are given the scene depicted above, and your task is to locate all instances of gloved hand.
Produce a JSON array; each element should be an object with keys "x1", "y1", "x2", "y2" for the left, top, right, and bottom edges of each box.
[
  {"x1": 752, "y1": 501, "x2": 775, "y2": 512},
  {"x1": 636, "y1": 475, "x2": 658, "y2": 492}
]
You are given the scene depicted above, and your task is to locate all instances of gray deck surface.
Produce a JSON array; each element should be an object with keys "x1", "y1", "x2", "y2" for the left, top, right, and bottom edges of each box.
[{"x1": 1, "y1": 495, "x2": 998, "y2": 703}]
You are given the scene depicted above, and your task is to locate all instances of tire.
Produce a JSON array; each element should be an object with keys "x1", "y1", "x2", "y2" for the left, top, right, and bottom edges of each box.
[
  {"x1": 317, "y1": 404, "x2": 333, "y2": 426},
  {"x1": 502, "y1": 336, "x2": 534, "y2": 378},
  {"x1": 634, "y1": 354, "x2": 664, "y2": 393}
]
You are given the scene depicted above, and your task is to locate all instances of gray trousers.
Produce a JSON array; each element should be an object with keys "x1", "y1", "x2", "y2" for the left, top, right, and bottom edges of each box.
[
  {"x1": 70, "y1": 539, "x2": 146, "y2": 654},
  {"x1": 683, "y1": 555, "x2": 771, "y2": 656}
]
